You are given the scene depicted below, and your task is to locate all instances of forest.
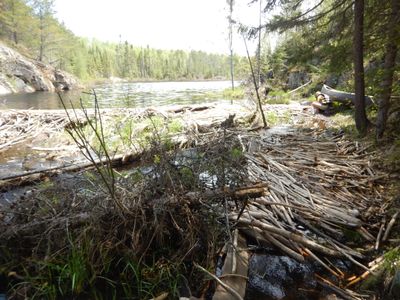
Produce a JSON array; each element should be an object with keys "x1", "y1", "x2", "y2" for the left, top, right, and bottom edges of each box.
[
  {"x1": 0, "y1": 0, "x2": 249, "y2": 80},
  {"x1": 249, "y1": 0, "x2": 399, "y2": 139}
]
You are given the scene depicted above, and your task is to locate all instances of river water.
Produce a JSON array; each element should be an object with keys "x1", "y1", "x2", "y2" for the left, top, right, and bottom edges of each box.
[
  {"x1": 0, "y1": 80, "x2": 239, "y2": 110},
  {"x1": 0, "y1": 80, "x2": 244, "y2": 180}
]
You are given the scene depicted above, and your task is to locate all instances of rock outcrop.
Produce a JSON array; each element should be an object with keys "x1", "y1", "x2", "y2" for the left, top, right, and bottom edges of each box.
[
  {"x1": 0, "y1": 43, "x2": 79, "y2": 95},
  {"x1": 287, "y1": 71, "x2": 310, "y2": 90}
]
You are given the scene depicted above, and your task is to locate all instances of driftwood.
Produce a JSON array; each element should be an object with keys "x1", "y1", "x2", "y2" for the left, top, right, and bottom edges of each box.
[
  {"x1": 0, "y1": 152, "x2": 142, "y2": 190},
  {"x1": 185, "y1": 183, "x2": 267, "y2": 202},
  {"x1": 195, "y1": 263, "x2": 243, "y2": 300},
  {"x1": 212, "y1": 233, "x2": 248, "y2": 300},
  {"x1": 321, "y1": 84, "x2": 374, "y2": 107},
  {"x1": 0, "y1": 106, "x2": 389, "y2": 299},
  {"x1": 220, "y1": 127, "x2": 387, "y2": 299},
  {"x1": 383, "y1": 211, "x2": 399, "y2": 241}
]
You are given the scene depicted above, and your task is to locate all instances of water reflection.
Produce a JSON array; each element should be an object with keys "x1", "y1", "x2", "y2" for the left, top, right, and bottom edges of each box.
[{"x1": 0, "y1": 80, "x2": 239, "y2": 110}]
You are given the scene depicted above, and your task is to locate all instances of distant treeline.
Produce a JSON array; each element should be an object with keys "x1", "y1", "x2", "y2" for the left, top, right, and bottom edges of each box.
[{"x1": 0, "y1": 0, "x2": 248, "y2": 80}]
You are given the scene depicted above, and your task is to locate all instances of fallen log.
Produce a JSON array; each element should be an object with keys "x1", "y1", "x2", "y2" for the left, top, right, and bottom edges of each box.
[{"x1": 321, "y1": 84, "x2": 374, "y2": 107}]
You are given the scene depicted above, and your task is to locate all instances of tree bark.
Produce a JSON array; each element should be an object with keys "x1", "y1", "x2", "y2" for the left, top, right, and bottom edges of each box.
[
  {"x1": 353, "y1": 0, "x2": 369, "y2": 136},
  {"x1": 376, "y1": 0, "x2": 400, "y2": 139},
  {"x1": 39, "y1": 14, "x2": 45, "y2": 62},
  {"x1": 228, "y1": 0, "x2": 235, "y2": 92},
  {"x1": 11, "y1": 2, "x2": 18, "y2": 44},
  {"x1": 257, "y1": 0, "x2": 262, "y2": 86}
]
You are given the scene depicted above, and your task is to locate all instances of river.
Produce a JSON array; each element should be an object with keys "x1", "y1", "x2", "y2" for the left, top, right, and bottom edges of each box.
[
  {"x1": 0, "y1": 80, "x2": 245, "y2": 181},
  {"x1": 0, "y1": 80, "x2": 239, "y2": 110}
]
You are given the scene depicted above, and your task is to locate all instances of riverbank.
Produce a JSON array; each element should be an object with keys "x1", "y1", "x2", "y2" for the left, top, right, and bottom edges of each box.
[
  {"x1": 1, "y1": 103, "x2": 399, "y2": 299},
  {"x1": 85, "y1": 77, "x2": 243, "y2": 85},
  {"x1": 0, "y1": 43, "x2": 79, "y2": 96}
]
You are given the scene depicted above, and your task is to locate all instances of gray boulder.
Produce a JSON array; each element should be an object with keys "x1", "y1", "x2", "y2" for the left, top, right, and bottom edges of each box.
[{"x1": 0, "y1": 43, "x2": 78, "y2": 95}]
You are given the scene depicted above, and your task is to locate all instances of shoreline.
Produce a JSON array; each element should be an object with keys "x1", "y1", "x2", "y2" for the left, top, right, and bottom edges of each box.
[{"x1": 85, "y1": 77, "x2": 244, "y2": 86}]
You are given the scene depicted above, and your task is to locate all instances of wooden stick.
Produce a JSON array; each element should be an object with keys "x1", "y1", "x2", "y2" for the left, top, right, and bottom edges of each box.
[
  {"x1": 288, "y1": 80, "x2": 312, "y2": 94},
  {"x1": 304, "y1": 248, "x2": 342, "y2": 278},
  {"x1": 233, "y1": 216, "x2": 341, "y2": 257},
  {"x1": 383, "y1": 211, "x2": 399, "y2": 241},
  {"x1": 375, "y1": 218, "x2": 386, "y2": 250},
  {"x1": 194, "y1": 263, "x2": 243, "y2": 300}
]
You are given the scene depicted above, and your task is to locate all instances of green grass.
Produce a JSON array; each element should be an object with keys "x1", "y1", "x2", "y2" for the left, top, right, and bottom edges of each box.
[
  {"x1": 73, "y1": 115, "x2": 185, "y2": 155},
  {"x1": 190, "y1": 87, "x2": 245, "y2": 101},
  {"x1": 266, "y1": 90, "x2": 291, "y2": 104},
  {"x1": 266, "y1": 110, "x2": 292, "y2": 126},
  {"x1": 11, "y1": 236, "x2": 185, "y2": 299},
  {"x1": 330, "y1": 110, "x2": 358, "y2": 137},
  {"x1": 168, "y1": 119, "x2": 184, "y2": 133},
  {"x1": 222, "y1": 87, "x2": 245, "y2": 100},
  {"x1": 330, "y1": 107, "x2": 379, "y2": 138}
]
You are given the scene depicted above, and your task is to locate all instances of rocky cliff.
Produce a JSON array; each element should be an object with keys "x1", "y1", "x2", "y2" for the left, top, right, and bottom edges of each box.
[{"x1": 0, "y1": 43, "x2": 79, "y2": 95}]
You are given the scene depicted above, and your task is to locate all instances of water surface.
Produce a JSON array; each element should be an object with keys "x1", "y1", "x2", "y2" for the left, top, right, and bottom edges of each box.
[{"x1": 0, "y1": 80, "x2": 239, "y2": 110}]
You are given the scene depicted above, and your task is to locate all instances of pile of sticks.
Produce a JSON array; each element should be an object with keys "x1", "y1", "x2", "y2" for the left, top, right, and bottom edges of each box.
[
  {"x1": 0, "y1": 110, "x2": 70, "y2": 152},
  {"x1": 231, "y1": 130, "x2": 388, "y2": 297}
]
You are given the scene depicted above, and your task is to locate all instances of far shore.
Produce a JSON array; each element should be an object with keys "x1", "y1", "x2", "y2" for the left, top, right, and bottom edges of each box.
[{"x1": 85, "y1": 77, "x2": 244, "y2": 86}]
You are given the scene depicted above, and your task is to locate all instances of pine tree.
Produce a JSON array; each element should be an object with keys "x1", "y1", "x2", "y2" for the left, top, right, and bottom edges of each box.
[
  {"x1": 376, "y1": 0, "x2": 400, "y2": 139},
  {"x1": 353, "y1": 0, "x2": 369, "y2": 136},
  {"x1": 30, "y1": 0, "x2": 56, "y2": 62},
  {"x1": 1, "y1": 0, "x2": 34, "y2": 45}
]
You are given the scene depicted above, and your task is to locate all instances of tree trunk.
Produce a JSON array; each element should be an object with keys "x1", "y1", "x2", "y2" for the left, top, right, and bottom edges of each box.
[
  {"x1": 11, "y1": 2, "x2": 18, "y2": 44},
  {"x1": 227, "y1": 0, "x2": 235, "y2": 92},
  {"x1": 353, "y1": 0, "x2": 369, "y2": 136},
  {"x1": 39, "y1": 15, "x2": 45, "y2": 62},
  {"x1": 12, "y1": 30, "x2": 18, "y2": 44},
  {"x1": 376, "y1": 0, "x2": 400, "y2": 139},
  {"x1": 257, "y1": 0, "x2": 262, "y2": 86}
]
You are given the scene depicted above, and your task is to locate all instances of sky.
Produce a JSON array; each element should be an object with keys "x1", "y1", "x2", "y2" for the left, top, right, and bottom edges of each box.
[{"x1": 54, "y1": 0, "x2": 264, "y2": 56}]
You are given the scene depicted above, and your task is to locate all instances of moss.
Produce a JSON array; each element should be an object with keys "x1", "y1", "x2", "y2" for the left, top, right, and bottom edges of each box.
[
  {"x1": 179, "y1": 166, "x2": 196, "y2": 188},
  {"x1": 230, "y1": 147, "x2": 243, "y2": 160},
  {"x1": 359, "y1": 272, "x2": 384, "y2": 290},
  {"x1": 384, "y1": 139, "x2": 400, "y2": 172},
  {"x1": 384, "y1": 248, "x2": 400, "y2": 274}
]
